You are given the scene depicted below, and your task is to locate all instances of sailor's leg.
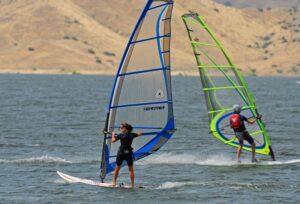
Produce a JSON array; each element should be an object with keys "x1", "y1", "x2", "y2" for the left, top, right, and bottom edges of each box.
[
  {"x1": 112, "y1": 165, "x2": 121, "y2": 187},
  {"x1": 128, "y1": 165, "x2": 135, "y2": 188},
  {"x1": 113, "y1": 154, "x2": 123, "y2": 186},
  {"x1": 235, "y1": 132, "x2": 243, "y2": 162},
  {"x1": 251, "y1": 142, "x2": 257, "y2": 162},
  {"x1": 237, "y1": 143, "x2": 243, "y2": 162},
  {"x1": 245, "y1": 131, "x2": 257, "y2": 162},
  {"x1": 127, "y1": 153, "x2": 134, "y2": 188}
]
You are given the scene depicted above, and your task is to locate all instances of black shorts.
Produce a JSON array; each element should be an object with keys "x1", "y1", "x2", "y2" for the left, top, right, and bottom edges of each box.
[
  {"x1": 116, "y1": 149, "x2": 133, "y2": 166},
  {"x1": 235, "y1": 131, "x2": 254, "y2": 145}
]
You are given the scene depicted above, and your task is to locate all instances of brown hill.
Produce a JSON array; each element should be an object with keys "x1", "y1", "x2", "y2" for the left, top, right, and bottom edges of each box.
[
  {"x1": 215, "y1": 0, "x2": 300, "y2": 9},
  {"x1": 0, "y1": 0, "x2": 299, "y2": 76}
]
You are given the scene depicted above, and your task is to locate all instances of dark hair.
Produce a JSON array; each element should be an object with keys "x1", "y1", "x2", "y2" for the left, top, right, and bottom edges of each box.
[{"x1": 121, "y1": 123, "x2": 133, "y2": 132}]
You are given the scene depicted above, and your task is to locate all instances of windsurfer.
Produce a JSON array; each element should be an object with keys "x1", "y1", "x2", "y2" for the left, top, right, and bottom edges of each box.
[
  {"x1": 230, "y1": 104, "x2": 259, "y2": 163},
  {"x1": 111, "y1": 123, "x2": 142, "y2": 188}
]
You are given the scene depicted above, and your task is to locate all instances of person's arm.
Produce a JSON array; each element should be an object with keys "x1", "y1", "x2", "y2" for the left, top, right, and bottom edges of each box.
[
  {"x1": 112, "y1": 132, "x2": 118, "y2": 143},
  {"x1": 134, "y1": 132, "x2": 143, "y2": 138},
  {"x1": 240, "y1": 115, "x2": 255, "y2": 124},
  {"x1": 248, "y1": 114, "x2": 262, "y2": 124},
  {"x1": 244, "y1": 114, "x2": 260, "y2": 124},
  {"x1": 247, "y1": 119, "x2": 256, "y2": 124}
]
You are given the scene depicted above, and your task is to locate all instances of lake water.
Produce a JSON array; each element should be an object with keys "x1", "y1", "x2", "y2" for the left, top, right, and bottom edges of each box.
[{"x1": 0, "y1": 75, "x2": 299, "y2": 203}]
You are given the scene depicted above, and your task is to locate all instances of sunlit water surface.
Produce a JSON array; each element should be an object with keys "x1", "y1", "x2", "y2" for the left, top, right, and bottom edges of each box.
[{"x1": 0, "y1": 75, "x2": 299, "y2": 203}]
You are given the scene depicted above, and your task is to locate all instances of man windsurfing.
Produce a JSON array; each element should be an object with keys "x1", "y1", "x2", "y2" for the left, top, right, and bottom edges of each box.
[
  {"x1": 230, "y1": 104, "x2": 260, "y2": 163},
  {"x1": 111, "y1": 123, "x2": 142, "y2": 188}
]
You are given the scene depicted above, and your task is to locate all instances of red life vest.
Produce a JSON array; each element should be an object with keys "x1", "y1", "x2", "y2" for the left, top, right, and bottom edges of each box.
[{"x1": 229, "y1": 114, "x2": 241, "y2": 129}]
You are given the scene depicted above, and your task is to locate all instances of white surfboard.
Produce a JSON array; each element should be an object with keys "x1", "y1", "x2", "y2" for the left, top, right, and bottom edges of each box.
[
  {"x1": 56, "y1": 171, "x2": 132, "y2": 188},
  {"x1": 258, "y1": 159, "x2": 300, "y2": 166},
  {"x1": 237, "y1": 159, "x2": 300, "y2": 166}
]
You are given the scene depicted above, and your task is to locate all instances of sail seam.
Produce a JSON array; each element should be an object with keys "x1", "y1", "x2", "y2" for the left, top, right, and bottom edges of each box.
[
  {"x1": 208, "y1": 106, "x2": 255, "y2": 114},
  {"x1": 112, "y1": 126, "x2": 163, "y2": 130},
  {"x1": 198, "y1": 65, "x2": 234, "y2": 68},
  {"x1": 149, "y1": 2, "x2": 172, "y2": 10},
  {"x1": 203, "y1": 86, "x2": 245, "y2": 91},
  {"x1": 162, "y1": 17, "x2": 171, "y2": 21},
  {"x1": 110, "y1": 100, "x2": 171, "y2": 109},
  {"x1": 192, "y1": 42, "x2": 218, "y2": 47}
]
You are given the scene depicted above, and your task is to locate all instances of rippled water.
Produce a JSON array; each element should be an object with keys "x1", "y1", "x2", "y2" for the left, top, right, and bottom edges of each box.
[{"x1": 1, "y1": 75, "x2": 300, "y2": 203}]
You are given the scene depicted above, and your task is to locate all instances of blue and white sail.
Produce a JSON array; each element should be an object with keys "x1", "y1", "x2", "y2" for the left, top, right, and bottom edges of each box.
[{"x1": 100, "y1": 0, "x2": 175, "y2": 181}]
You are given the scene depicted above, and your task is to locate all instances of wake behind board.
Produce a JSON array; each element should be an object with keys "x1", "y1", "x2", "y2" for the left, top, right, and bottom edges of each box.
[
  {"x1": 238, "y1": 159, "x2": 300, "y2": 166},
  {"x1": 57, "y1": 171, "x2": 133, "y2": 188}
]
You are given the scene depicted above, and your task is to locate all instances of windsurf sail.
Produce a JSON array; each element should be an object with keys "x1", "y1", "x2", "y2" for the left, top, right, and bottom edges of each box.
[
  {"x1": 182, "y1": 13, "x2": 275, "y2": 160},
  {"x1": 100, "y1": 0, "x2": 175, "y2": 181}
]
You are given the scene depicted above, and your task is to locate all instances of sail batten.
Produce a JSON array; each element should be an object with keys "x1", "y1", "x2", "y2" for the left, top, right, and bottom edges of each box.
[
  {"x1": 198, "y1": 65, "x2": 234, "y2": 68},
  {"x1": 100, "y1": 0, "x2": 175, "y2": 180},
  {"x1": 182, "y1": 13, "x2": 274, "y2": 160},
  {"x1": 118, "y1": 67, "x2": 168, "y2": 77}
]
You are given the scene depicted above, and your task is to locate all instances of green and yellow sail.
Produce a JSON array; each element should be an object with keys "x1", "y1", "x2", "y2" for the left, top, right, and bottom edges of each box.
[{"x1": 182, "y1": 13, "x2": 275, "y2": 160}]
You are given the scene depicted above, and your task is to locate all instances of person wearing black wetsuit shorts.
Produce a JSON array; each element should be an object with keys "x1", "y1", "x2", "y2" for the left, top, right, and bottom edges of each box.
[
  {"x1": 230, "y1": 104, "x2": 259, "y2": 163},
  {"x1": 111, "y1": 123, "x2": 142, "y2": 188}
]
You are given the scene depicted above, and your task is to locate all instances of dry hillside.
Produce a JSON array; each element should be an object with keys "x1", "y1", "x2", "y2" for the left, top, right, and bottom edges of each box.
[
  {"x1": 215, "y1": 0, "x2": 300, "y2": 8},
  {"x1": 0, "y1": 0, "x2": 299, "y2": 76}
]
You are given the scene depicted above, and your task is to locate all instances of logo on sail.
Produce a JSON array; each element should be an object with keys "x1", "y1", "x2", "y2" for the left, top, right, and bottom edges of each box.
[
  {"x1": 144, "y1": 106, "x2": 165, "y2": 111},
  {"x1": 155, "y1": 89, "x2": 164, "y2": 98}
]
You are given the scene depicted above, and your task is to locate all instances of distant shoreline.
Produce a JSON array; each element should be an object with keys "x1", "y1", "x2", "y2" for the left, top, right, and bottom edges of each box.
[{"x1": 0, "y1": 69, "x2": 299, "y2": 77}]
